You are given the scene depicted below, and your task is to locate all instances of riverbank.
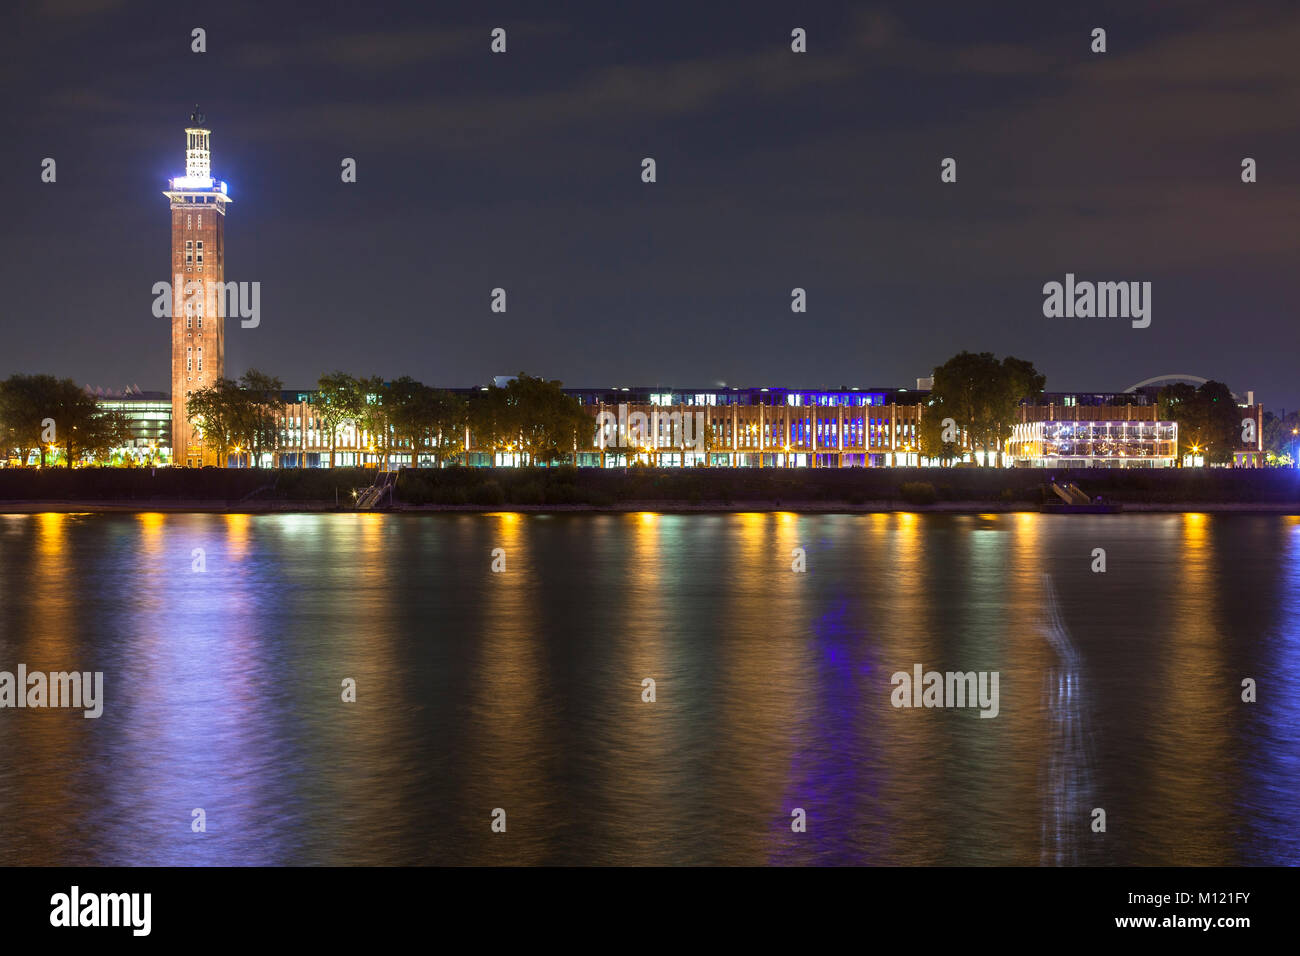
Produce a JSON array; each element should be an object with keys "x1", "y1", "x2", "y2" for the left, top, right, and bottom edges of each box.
[
  {"x1": 1, "y1": 465, "x2": 1297, "y2": 513},
  {"x1": 3, "y1": 499, "x2": 1299, "y2": 515}
]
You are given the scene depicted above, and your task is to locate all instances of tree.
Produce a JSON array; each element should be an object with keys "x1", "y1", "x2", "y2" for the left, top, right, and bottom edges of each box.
[
  {"x1": 355, "y1": 376, "x2": 391, "y2": 469},
  {"x1": 388, "y1": 376, "x2": 434, "y2": 466},
  {"x1": 926, "y1": 352, "x2": 1043, "y2": 465},
  {"x1": 994, "y1": 357, "x2": 1046, "y2": 465},
  {"x1": 917, "y1": 393, "x2": 961, "y2": 466},
  {"x1": 504, "y1": 373, "x2": 591, "y2": 465},
  {"x1": 78, "y1": 409, "x2": 134, "y2": 465},
  {"x1": 0, "y1": 374, "x2": 60, "y2": 466},
  {"x1": 424, "y1": 388, "x2": 468, "y2": 466},
  {"x1": 186, "y1": 378, "x2": 242, "y2": 465},
  {"x1": 186, "y1": 371, "x2": 284, "y2": 467},
  {"x1": 1263, "y1": 409, "x2": 1300, "y2": 465},
  {"x1": 0, "y1": 375, "x2": 114, "y2": 467},
  {"x1": 315, "y1": 371, "x2": 363, "y2": 468},
  {"x1": 467, "y1": 384, "x2": 513, "y2": 461},
  {"x1": 1158, "y1": 381, "x2": 1239, "y2": 465},
  {"x1": 236, "y1": 370, "x2": 285, "y2": 467},
  {"x1": 48, "y1": 381, "x2": 105, "y2": 468}
]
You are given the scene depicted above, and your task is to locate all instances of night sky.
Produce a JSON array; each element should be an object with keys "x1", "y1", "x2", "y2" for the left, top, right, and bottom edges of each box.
[{"x1": 3, "y1": 1, "x2": 1298, "y2": 407}]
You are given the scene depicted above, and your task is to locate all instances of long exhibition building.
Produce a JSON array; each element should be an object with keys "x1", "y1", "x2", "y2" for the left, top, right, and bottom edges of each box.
[
  {"x1": 97, "y1": 378, "x2": 1266, "y2": 469},
  {"x1": 257, "y1": 381, "x2": 1254, "y2": 469}
]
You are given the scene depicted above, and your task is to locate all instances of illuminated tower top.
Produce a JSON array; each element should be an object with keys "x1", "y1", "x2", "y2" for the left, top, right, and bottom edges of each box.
[
  {"x1": 186, "y1": 106, "x2": 211, "y2": 178},
  {"x1": 163, "y1": 105, "x2": 231, "y2": 210}
]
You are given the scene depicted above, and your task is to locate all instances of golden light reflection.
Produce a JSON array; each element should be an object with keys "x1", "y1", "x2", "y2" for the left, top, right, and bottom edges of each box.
[
  {"x1": 15, "y1": 513, "x2": 75, "y2": 853},
  {"x1": 223, "y1": 512, "x2": 251, "y2": 561},
  {"x1": 874, "y1": 511, "x2": 946, "y2": 864},
  {"x1": 467, "y1": 512, "x2": 547, "y2": 863},
  {"x1": 314, "y1": 512, "x2": 405, "y2": 861},
  {"x1": 1146, "y1": 512, "x2": 1231, "y2": 862},
  {"x1": 591, "y1": 511, "x2": 678, "y2": 860},
  {"x1": 715, "y1": 510, "x2": 806, "y2": 862}
]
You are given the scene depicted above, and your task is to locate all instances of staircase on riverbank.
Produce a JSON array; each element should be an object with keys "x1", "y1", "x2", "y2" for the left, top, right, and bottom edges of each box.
[
  {"x1": 355, "y1": 470, "x2": 398, "y2": 510},
  {"x1": 1050, "y1": 481, "x2": 1092, "y2": 505}
]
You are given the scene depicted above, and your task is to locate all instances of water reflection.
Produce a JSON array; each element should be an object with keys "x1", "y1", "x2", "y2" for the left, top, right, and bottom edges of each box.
[
  {"x1": 1038, "y1": 574, "x2": 1097, "y2": 865},
  {"x1": 0, "y1": 512, "x2": 1295, "y2": 865}
]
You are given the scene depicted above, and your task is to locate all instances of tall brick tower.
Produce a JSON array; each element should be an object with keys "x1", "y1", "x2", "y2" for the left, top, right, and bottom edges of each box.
[{"x1": 163, "y1": 107, "x2": 230, "y2": 466}]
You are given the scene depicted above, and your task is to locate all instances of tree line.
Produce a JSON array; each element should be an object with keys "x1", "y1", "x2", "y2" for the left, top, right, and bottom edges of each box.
[
  {"x1": 0, "y1": 375, "x2": 133, "y2": 467},
  {"x1": 186, "y1": 370, "x2": 591, "y2": 467},
  {"x1": 1155, "y1": 381, "x2": 1243, "y2": 465},
  {"x1": 2, "y1": 360, "x2": 1270, "y2": 470},
  {"x1": 917, "y1": 352, "x2": 1251, "y2": 467}
]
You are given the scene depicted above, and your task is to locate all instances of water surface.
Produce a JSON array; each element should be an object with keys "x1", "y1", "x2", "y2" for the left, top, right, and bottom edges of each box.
[{"x1": 0, "y1": 511, "x2": 1296, "y2": 865}]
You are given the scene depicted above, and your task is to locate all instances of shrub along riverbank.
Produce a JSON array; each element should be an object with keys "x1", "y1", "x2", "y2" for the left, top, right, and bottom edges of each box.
[{"x1": 1, "y1": 465, "x2": 1298, "y2": 509}]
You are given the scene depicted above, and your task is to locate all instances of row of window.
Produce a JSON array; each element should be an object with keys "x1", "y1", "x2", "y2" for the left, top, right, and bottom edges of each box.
[
  {"x1": 179, "y1": 215, "x2": 215, "y2": 273},
  {"x1": 621, "y1": 393, "x2": 894, "y2": 408}
]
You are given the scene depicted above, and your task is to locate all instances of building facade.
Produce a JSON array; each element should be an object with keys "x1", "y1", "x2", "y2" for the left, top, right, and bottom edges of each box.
[
  {"x1": 162, "y1": 108, "x2": 230, "y2": 467},
  {"x1": 100, "y1": 382, "x2": 1266, "y2": 469},
  {"x1": 256, "y1": 387, "x2": 1198, "y2": 469},
  {"x1": 93, "y1": 389, "x2": 171, "y2": 463},
  {"x1": 1007, "y1": 420, "x2": 1179, "y2": 467}
]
